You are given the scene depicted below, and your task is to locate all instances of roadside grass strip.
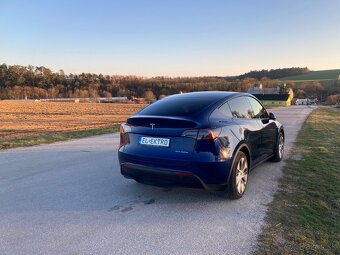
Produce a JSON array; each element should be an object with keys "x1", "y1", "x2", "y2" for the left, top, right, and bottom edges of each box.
[
  {"x1": 0, "y1": 126, "x2": 119, "y2": 150},
  {"x1": 255, "y1": 107, "x2": 340, "y2": 255}
]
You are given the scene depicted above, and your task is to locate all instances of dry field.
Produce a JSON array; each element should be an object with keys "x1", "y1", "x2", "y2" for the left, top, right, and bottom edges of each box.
[{"x1": 0, "y1": 101, "x2": 145, "y2": 143}]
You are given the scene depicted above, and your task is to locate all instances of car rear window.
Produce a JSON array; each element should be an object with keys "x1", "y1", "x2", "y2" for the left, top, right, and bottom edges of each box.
[{"x1": 138, "y1": 96, "x2": 218, "y2": 116}]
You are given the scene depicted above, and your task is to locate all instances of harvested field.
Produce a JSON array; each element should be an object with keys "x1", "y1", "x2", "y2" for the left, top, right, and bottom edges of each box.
[{"x1": 0, "y1": 101, "x2": 145, "y2": 143}]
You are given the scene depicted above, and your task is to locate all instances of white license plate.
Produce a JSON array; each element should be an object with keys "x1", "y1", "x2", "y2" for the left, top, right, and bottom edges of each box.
[{"x1": 138, "y1": 136, "x2": 170, "y2": 147}]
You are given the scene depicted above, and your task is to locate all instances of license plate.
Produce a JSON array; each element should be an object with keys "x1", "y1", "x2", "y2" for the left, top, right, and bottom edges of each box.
[{"x1": 138, "y1": 136, "x2": 170, "y2": 147}]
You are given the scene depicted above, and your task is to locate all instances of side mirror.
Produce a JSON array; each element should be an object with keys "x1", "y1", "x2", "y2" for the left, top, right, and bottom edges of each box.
[{"x1": 269, "y1": 112, "x2": 276, "y2": 120}]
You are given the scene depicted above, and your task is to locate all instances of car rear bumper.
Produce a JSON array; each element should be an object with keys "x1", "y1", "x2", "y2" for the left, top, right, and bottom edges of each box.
[
  {"x1": 119, "y1": 152, "x2": 231, "y2": 191},
  {"x1": 121, "y1": 162, "x2": 205, "y2": 187}
]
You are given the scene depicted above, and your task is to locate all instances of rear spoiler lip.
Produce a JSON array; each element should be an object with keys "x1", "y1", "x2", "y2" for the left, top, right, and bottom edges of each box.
[
  {"x1": 127, "y1": 115, "x2": 205, "y2": 129},
  {"x1": 129, "y1": 115, "x2": 196, "y2": 122}
]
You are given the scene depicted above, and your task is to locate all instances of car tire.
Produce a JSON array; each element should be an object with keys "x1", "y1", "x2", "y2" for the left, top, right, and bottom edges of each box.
[
  {"x1": 272, "y1": 132, "x2": 284, "y2": 162},
  {"x1": 228, "y1": 151, "x2": 249, "y2": 200}
]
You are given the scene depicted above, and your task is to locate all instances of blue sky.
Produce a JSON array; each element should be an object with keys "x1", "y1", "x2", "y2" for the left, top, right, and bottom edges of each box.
[{"x1": 1, "y1": 0, "x2": 339, "y2": 76}]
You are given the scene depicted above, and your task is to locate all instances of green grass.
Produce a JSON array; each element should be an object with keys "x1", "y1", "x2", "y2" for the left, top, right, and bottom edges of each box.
[
  {"x1": 0, "y1": 126, "x2": 119, "y2": 150},
  {"x1": 255, "y1": 107, "x2": 340, "y2": 255},
  {"x1": 280, "y1": 69, "x2": 340, "y2": 81}
]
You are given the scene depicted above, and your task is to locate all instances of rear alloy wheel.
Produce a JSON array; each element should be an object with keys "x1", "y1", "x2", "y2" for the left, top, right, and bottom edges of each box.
[
  {"x1": 272, "y1": 132, "x2": 284, "y2": 162},
  {"x1": 228, "y1": 151, "x2": 249, "y2": 199}
]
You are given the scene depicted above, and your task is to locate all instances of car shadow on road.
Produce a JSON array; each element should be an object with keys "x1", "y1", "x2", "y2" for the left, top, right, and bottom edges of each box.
[{"x1": 0, "y1": 151, "x2": 275, "y2": 216}]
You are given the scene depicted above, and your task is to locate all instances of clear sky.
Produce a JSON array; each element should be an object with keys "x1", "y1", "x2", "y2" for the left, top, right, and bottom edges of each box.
[{"x1": 1, "y1": 0, "x2": 340, "y2": 77}]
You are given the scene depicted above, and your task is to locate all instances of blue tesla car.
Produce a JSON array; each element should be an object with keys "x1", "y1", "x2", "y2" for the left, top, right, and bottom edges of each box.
[{"x1": 118, "y1": 91, "x2": 284, "y2": 199}]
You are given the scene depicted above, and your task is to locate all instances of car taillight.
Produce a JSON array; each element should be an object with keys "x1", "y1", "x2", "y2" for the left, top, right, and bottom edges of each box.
[
  {"x1": 181, "y1": 129, "x2": 199, "y2": 139},
  {"x1": 120, "y1": 123, "x2": 131, "y2": 134},
  {"x1": 197, "y1": 128, "x2": 221, "y2": 140},
  {"x1": 182, "y1": 128, "x2": 221, "y2": 140},
  {"x1": 120, "y1": 123, "x2": 131, "y2": 147}
]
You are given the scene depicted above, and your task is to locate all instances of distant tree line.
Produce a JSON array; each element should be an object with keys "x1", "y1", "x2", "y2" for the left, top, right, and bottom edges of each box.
[
  {"x1": 0, "y1": 64, "x2": 337, "y2": 101},
  {"x1": 238, "y1": 67, "x2": 309, "y2": 80},
  {"x1": 0, "y1": 63, "x2": 265, "y2": 100}
]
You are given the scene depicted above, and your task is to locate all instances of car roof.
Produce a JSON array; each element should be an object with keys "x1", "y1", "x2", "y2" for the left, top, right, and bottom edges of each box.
[
  {"x1": 166, "y1": 91, "x2": 255, "y2": 117},
  {"x1": 135, "y1": 91, "x2": 255, "y2": 126},
  {"x1": 167, "y1": 91, "x2": 247, "y2": 101}
]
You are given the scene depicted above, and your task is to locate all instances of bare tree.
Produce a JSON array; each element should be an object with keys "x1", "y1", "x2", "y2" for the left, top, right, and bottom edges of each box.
[{"x1": 144, "y1": 90, "x2": 155, "y2": 103}]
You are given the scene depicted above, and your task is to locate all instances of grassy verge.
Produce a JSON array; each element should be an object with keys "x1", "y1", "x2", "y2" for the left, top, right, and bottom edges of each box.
[
  {"x1": 255, "y1": 107, "x2": 340, "y2": 255},
  {"x1": 0, "y1": 126, "x2": 119, "y2": 150}
]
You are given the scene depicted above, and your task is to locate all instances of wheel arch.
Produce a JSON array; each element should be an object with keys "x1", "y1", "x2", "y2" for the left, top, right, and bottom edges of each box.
[
  {"x1": 226, "y1": 142, "x2": 251, "y2": 184},
  {"x1": 277, "y1": 124, "x2": 284, "y2": 138},
  {"x1": 280, "y1": 127, "x2": 285, "y2": 139}
]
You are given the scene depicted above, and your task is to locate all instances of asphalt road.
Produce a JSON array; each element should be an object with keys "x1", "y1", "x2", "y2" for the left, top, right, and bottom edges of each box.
[{"x1": 0, "y1": 106, "x2": 314, "y2": 255}]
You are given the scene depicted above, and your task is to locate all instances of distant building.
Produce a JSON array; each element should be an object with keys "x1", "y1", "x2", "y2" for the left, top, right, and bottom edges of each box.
[
  {"x1": 247, "y1": 83, "x2": 278, "y2": 94},
  {"x1": 131, "y1": 96, "x2": 146, "y2": 104},
  {"x1": 295, "y1": 98, "x2": 317, "y2": 105},
  {"x1": 254, "y1": 94, "x2": 292, "y2": 107},
  {"x1": 38, "y1": 97, "x2": 128, "y2": 103},
  {"x1": 295, "y1": 99, "x2": 309, "y2": 105},
  {"x1": 248, "y1": 83, "x2": 294, "y2": 107}
]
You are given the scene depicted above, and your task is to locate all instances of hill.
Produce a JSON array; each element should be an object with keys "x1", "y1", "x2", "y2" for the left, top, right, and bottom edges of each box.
[
  {"x1": 280, "y1": 69, "x2": 340, "y2": 81},
  {"x1": 237, "y1": 67, "x2": 309, "y2": 80}
]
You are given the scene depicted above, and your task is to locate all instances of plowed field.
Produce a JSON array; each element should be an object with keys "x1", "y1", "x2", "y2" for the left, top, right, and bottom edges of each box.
[{"x1": 0, "y1": 101, "x2": 145, "y2": 142}]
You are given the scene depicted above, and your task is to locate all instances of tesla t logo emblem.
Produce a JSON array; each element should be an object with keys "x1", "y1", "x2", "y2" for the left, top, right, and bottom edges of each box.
[{"x1": 150, "y1": 123, "x2": 155, "y2": 130}]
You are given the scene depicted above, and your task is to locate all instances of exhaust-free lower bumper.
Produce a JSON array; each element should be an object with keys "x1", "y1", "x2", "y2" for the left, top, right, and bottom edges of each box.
[{"x1": 120, "y1": 161, "x2": 230, "y2": 191}]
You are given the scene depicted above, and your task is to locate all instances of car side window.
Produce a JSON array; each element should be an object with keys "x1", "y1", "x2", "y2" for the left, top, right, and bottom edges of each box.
[
  {"x1": 227, "y1": 97, "x2": 253, "y2": 119},
  {"x1": 209, "y1": 102, "x2": 232, "y2": 121},
  {"x1": 247, "y1": 97, "x2": 269, "y2": 119},
  {"x1": 218, "y1": 102, "x2": 233, "y2": 118}
]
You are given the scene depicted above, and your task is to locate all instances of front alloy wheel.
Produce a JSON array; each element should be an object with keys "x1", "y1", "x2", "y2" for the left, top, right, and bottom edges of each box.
[
  {"x1": 278, "y1": 134, "x2": 284, "y2": 159},
  {"x1": 228, "y1": 151, "x2": 249, "y2": 199},
  {"x1": 272, "y1": 132, "x2": 284, "y2": 162}
]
